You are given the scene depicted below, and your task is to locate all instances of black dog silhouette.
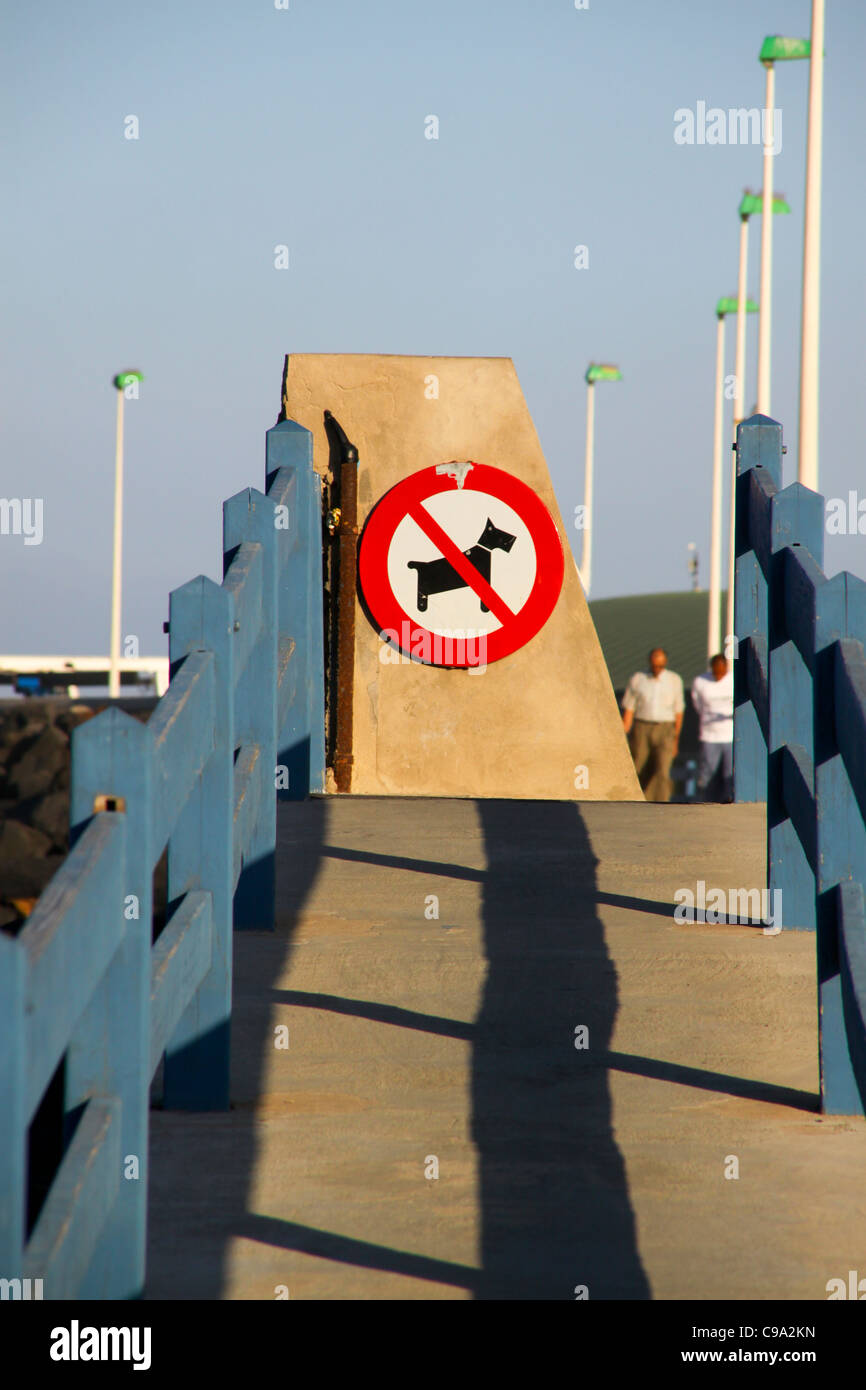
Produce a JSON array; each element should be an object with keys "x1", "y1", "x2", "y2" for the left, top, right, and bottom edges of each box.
[{"x1": 408, "y1": 517, "x2": 517, "y2": 613}]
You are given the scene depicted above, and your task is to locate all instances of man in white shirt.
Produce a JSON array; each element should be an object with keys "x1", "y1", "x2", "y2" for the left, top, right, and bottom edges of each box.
[
  {"x1": 621, "y1": 647, "x2": 685, "y2": 802},
  {"x1": 691, "y1": 653, "x2": 734, "y2": 802}
]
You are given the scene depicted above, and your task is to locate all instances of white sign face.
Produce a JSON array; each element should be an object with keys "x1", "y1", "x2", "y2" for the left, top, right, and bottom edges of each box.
[
  {"x1": 386, "y1": 491, "x2": 537, "y2": 637},
  {"x1": 358, "y1": 460, "x2": 565, "y2": 669}
]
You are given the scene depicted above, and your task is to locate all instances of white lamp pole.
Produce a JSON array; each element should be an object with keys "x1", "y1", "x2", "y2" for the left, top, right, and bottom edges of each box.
[
  {"x1": 711, "y1": 297, "x2": 756, "y2": 658},
  {"x1": 798, "y1": 0, "x2": 825, "y2": 490},
  {"x1": 733, "y1": 213, "x2": 751, "y2": 442},
  {"x1": 580, "y1": 363, "x2": 622, "y2": 598},
  {"x1": 708, "y1": 310, "x2": 727, "y2": 659},
  {"x1": 727, "y1": 210, "x2": 751, "y2": 646},
  {"x1": 728, "y1": 190, "x2": 790, "y2": 644},
  {"x1": 109, "y1": 371, "x2": 143, "y2": 699},
  {"x1": 757, "y1": 35, "x2": 811, "y2": 419},
  {"x1": 757, "y1": 62, "x2": 776, "y2": 415},
  {"x1": 109, "y1": 389, "x2": 125, "y2": 699},
  {"x1": 581, "y1": 379, "x2": 595, "y2": 595}
]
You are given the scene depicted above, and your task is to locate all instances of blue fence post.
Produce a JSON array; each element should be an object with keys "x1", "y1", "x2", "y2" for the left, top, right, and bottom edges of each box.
[
  {"x1": 0, "y1": 411, "x2": 332, "y2": 1297},
  {"x1": 767, "y1": 484, "x2": 824, "y2": 929},
  {"x1": 67, "y1": 709, "x2": 152, "y2": 1299},
  {"x1": 0, "y1": 931, "x2": 26, "y2": 1282},
  {"x1": 266, "y1": 419, "x2": 325, "y2": 797},
  {"x1": 733, "y1": 415, "x2": 783, "y2": 803},
  {"x1": 814, "y1": 575, "x2": 866, "y2": 1113},
  {"x1": 162, "y1": 576, "x2": 235, "y2": 1111},
  {"x1": 225, "y1": 489, "x2": 278, "y2": 931}
]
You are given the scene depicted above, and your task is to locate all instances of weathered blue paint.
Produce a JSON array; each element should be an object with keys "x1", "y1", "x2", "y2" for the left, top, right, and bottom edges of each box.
[
  {"x1": 149, "y1": 650, "x2": 217, "y2": 849},
  {"x1": 0, "y1": 418, "x2": 324, "y2": 1293},
  {"x1": 163, "y1": 575, "x2": 235, "y2": 1114},
  {"x1": 23, "y1": 1098, "x2": 121, "y2": 1299},
  {"x1": 232, "y1": 743, "x2": 268, "y2": 891},
  {"x1": 24, "y1": 816, "x2": 126, "y2": 1117},
  {"x1": 733, "y1": 416, "x2": 782, "y2": 803},
  {"x1": 225, "y1": 490, "x2": 278, "y2": 931},
  {"x1": 265, "y1": 420, "x2": 325, "y2": 797},
  {"x1": 767, "y1": 486, "x2": 824, "y2": 931},
  {"x1": 0, "y1": 929, "x2": 27, "y2": 1282},
  {"x1": 816, "y1": 631, "x2": 866, "y2": 1114},
  {"x1": 839, "y1": 882, "x2": 866, "y2": 1111},
  {"x1": 150, "y1": 892, "x2": 212, "y2": 1076},
  {"x1": 734, "y1": 414, "x2": 866, "y2": 1114},
  {"x1": 68, "y1": 710, "x2": 154, "y2": 1299}
]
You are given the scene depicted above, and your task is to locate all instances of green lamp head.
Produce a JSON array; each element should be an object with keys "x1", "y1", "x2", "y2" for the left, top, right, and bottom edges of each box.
[
  {"x1": 716, "y1": 297, "x2": 758, "y2": 317},
  {"x1": 585, "y1": 363, "x2": 622, "y2": 385},
  {"x1": 739, "y1": 192, "x2": 791, "y2": 218},
  {"x1": 113, "y1": 370, "x2": 144, "y2": 390},
  {"x1": 759, "y1": 36, "x2": 811, "y2": 64}
]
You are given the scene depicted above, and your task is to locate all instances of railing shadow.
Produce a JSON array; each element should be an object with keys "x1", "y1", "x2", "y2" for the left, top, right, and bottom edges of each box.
[
  {"x1": 145, "y1": 797, "x2": 326, "y2": 1300},
  {"x1": 473, "y1": 800, "x2": 650, "y2": 1299},
  {"x1": 147, "y1": 797, "x2": 651, "y2": 1300}
]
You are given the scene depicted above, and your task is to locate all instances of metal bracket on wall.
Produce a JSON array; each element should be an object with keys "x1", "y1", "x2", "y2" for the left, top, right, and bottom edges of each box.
[{"x1": 323, "y1": 410, "x2": 359, "y2": 793}]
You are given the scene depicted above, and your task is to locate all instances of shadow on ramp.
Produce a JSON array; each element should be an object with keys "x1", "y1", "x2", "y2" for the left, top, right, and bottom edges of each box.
[
  {"x1": 473, "y1": 800, "x2": 650, "y2": 1300},
  {"x1": 145, "y1": 798, "x2": 327, "y2": 1300},
  {"x1": 147, "y1": 796, "x2": 650, "y2": 1300},
  {"x1": 606, "y1": 1051, "x2": 817, "y2": 1112}
]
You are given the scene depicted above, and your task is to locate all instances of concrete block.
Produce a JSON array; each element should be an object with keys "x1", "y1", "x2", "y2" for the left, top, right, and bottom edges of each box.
[{"x1": 283, "y1": 353, "x2": 641, "y2": 801}]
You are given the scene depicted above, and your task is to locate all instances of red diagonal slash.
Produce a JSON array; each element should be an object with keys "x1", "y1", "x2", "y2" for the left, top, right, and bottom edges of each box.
[{"x1": 407, "y1": 503, "x2": 516, "y2": 627}]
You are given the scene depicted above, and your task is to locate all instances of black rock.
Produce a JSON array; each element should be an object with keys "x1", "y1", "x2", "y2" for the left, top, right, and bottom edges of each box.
[
  {"x1": 54, "y1": 706, "x2": 96, "y2": 737},
  {"x1": 6, "y1": 724, "x2": 69, "y2": 801},
  {"x1": 0, "y1": 817, "x2": 53, "y2": 863},
  {"x1": 35, "y1": 791, "x2": 70, "y2": 849},
  {"x1": 0, "y1": 720, "x2": 47, "y2": 773},
  {"x1": 11, "y1": 791, "x2": 70, "y2": 851},
  {"x1": 0, "y1": 903, "x2": 20, "y2": 933},
  {"x1": 0, "y1": 852, "x2": 60, "y2": 902}
]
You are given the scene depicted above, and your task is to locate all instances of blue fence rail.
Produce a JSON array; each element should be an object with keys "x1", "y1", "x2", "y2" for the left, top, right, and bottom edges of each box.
[
  {"x1": 0, "y1": 418, "x2": 324, "y2": 1298},
  {"x1": 733, "y1": 413, "x2": 866, "y2": 1115}
]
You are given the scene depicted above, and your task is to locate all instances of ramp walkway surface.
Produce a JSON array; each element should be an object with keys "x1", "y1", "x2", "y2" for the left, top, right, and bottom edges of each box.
[{"x1": 146, "y1": 798, "x2": 866, "y2": 1300}]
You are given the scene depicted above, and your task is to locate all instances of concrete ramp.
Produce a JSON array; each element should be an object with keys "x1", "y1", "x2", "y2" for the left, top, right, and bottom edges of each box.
[
  {"x1": 146, "y1": 799, "x2": 866, "y2": 1300},
  {"x1": 283, "y1": 353, "x2": 641, "y2": 800}
]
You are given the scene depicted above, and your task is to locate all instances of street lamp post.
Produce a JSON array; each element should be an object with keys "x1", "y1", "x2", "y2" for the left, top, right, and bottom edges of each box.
[
  {"x1": 757, "y1": 35, "x2": 810, "y2": 416},
  {"x1": 758, "y1": 60, "x2": 777, "y2": 418},
  {"x1": 727, "y1": 193, "x2": 789, "y2": 645},
  {"x1": 733, "y1": 202, "x2": 752, "y2": 443},
  {"x1": 109, "y1": 371, "x2": 143, "y2": 699},
  {"x1": 799, "y1": 0, "x2": 825, "y2": 490},
  {"x1": 729, "y1": 198, "x2": 754, "y2": 651},
  {"x1": 709, "y1": 297, "x2": 756, "y2": 659},
  {"x1": 580, "y1": 363, "x2": 622, "y2": 598}
]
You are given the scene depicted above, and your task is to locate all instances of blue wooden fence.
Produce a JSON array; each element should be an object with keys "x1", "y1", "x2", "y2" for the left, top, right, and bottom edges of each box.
[
  {"x1": 0, "y1": 418, "x2": 324, "y2": 1298},
  {"x1": 733, "y1": 413, "x2": 866, "y2": 1115}
]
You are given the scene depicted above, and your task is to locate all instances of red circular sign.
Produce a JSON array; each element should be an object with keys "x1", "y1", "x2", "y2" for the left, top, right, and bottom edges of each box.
[{"x1": 358, "y1": 462, "x2": 564, "y2": 667}]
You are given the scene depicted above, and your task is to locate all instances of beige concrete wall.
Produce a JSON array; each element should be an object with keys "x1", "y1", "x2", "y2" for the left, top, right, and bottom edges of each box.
[{"x1": 283, "y1": 353, "x2": 642, "y2": 800}]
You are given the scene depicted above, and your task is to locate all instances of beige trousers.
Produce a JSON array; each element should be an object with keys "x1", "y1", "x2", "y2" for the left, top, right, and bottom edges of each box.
[{"x1": 629, "y1": 719, "x2": 676, "y2": 803}]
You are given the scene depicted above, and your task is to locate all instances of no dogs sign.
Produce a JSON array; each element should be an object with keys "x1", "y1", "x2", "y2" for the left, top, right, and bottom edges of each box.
[{"x1": 358, "y1": 461, "x2": 564, "y2": 667}]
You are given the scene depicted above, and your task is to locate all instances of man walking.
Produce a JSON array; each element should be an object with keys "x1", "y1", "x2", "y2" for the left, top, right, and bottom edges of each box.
[
  {"x1": 691, "y1": 653, "x2": 734, "y2": 802},
  {"x1": 621, "y1": 647, "x2": 684, "y2": 803}
]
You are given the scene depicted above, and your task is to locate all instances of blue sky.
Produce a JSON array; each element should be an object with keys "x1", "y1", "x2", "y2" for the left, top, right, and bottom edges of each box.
[{"x1": 2, "y1": 0, "x2": 865, "y2": 656}]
